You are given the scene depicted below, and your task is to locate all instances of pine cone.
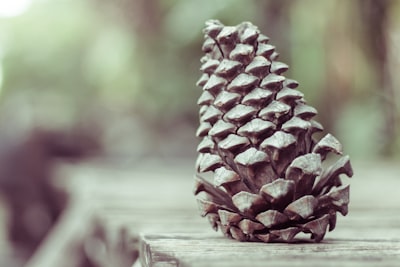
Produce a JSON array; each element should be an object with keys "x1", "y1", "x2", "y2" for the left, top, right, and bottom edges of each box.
[{"x1": 194, "y1": 20, "x2": 353, "y2": 243}]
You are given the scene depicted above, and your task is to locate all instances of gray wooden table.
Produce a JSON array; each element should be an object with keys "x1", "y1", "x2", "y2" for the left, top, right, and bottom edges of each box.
[{"x1": 26, "y1": 160, "x2": 400, "y2": 267}]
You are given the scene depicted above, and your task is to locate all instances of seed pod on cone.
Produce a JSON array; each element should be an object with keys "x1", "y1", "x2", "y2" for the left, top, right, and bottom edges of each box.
[{"x1": 194, "y1": 20, "x2": 353, "y2": 243}]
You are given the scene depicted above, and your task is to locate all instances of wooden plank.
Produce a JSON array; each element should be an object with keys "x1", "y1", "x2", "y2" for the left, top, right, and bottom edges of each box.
[
  {"x1": 142, "y1": 237, "x2": 400, "y2": 267},
  {"x1": 136, "y1": 161, "x2": 400, "y2": 267},
  {"x1": 26, "y1": 161, "x2": 400, "y2": 267},
  {"x1": 140, "y1": 232, "x2": 400, "y2": 267},
  {"x1": 139, "y1": 208, "x2": 400, "y2": 267}
]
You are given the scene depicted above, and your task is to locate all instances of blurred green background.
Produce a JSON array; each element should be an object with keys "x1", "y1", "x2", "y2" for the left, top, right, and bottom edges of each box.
[{"x1": 0, "y1": 0, "x2": 399, "y2": 161}]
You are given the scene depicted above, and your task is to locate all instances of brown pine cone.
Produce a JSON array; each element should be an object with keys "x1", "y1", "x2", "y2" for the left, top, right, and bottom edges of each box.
[{"x1": 194, "y1": 20, "x2": 353, "y2": 243}]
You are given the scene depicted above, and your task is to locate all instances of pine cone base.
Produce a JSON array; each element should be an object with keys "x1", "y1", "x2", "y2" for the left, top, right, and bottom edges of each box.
[{"x1": 194, "y1": 20, "x2": 353, "y2": 243}]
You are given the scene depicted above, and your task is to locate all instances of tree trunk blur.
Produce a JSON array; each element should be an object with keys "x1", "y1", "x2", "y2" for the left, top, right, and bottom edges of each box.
[
  {"x1": 358, "y1": 0, "x2": 396, "y2": 156},
  {"x1": 259, "y1": 0, "x2": 292, "y2": 63}
]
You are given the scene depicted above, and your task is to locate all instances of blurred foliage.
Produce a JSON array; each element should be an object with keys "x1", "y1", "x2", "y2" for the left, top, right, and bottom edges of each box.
[{"x1": 0, "y1": 0, "x2": 399, "y2": 160}]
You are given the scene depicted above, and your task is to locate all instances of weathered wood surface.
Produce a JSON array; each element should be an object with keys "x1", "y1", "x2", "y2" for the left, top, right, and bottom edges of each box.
[
  {"x1": 142, "y1": 235, "x2": 400, "y2": 267},
  {"x1": 26, "y1": 160, "x2": 400, "y2": 267},
  {"x1": 140, "y1": 209, "x2": 400, "y2": 267}
]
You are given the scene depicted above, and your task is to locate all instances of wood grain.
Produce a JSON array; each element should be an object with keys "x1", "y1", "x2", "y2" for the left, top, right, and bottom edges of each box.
[
  {"x1": 141, "y1": 235, "x2": 400, "y2": 267},
  {"x1": 140, "y1": 209, "x2": 400, "y2": 267}
]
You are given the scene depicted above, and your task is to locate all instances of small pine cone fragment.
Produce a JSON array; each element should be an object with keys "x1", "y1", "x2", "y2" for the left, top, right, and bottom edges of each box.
[{"x1": 194, "y1": 20, "x2": 353, "y2": 243}]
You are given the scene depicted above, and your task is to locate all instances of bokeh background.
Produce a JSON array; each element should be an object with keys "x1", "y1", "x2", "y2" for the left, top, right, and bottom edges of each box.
[{"x1": 0, "y1": 0, "x2": 399, "y2": 266}]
